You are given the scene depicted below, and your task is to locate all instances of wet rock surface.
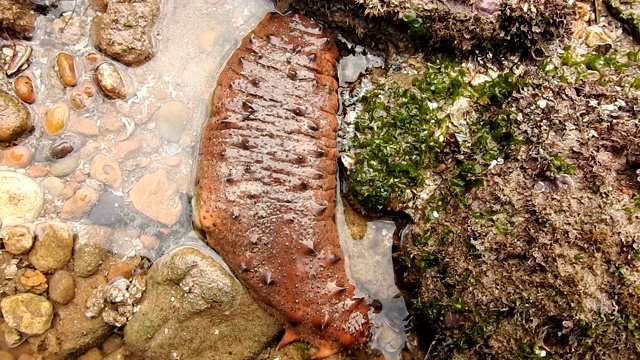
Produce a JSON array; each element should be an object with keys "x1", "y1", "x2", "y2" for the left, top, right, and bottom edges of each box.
[
  {"x1": 1, "y1": 293, "x2": 53, "y2": 335},
  {"x1": 0, "y1": 91, "x2": 31, "y2": 144},
  {"x1": 0, "y1": 171, "x2": 43, "y2": 227},
  {"x1": 90, "y1": 0, "x2": 161, "y2": 66},
  {"x1": 124, "y1": 246, "x2": 281, "y2": 360},
  {"x1": 0, "y1": 0, "x2": 37, "y2": 38},
  {"x1": 28, "y1": 222, "x2": 74, "y2": 273}
]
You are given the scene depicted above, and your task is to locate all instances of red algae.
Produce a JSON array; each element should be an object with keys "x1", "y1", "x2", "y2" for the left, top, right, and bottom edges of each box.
[{"x1": 197, "y1": 12, "x2": 370, "y2": 357}]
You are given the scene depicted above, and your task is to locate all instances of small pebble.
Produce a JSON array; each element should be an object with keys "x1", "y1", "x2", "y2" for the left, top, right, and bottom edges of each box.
[
  {"x1": 1, "y1": 293, "x2": 53, "y2": 335},
  {"x1": 48, "y1": 270, "x2": 75, "y2": 304},
  {"x1": 14, "y1": 75, "x2": 35, "y2": 104},
  {"x1": 69, "y1": 116, "x2": 100, "y2": 136},
  {"x1": 49, "y1": 139, "x2": 75, "y2": 159},
  {"x1": 90, "y1": 154, "x2": 123, "y2": 188},
  {"x1": 28, "y1": 221, "x2": 74, "y2": 273},
  {"x1": 0, "y1": 225, "x2": 34, "y2": 254},
  {"x1": 130, "y1": 170, "x2": 182, "y2": 226},
  {"x1": 60, "y1": 186, "x2": 99, "y2": 219},
  {"x1": 155, "y1": 101, "x2": 188, "y2": 142},
  {"x1": 44, "y1": 103, "x2": 69, "y2": 136},
  {"x1": 56, "y1": 52, "x2": 78, "y2": 87},
  {"x1": 1, "y1": 145, "x2": 33, "y2": 168},
  {"x1": 78, "y1": 347, "x2": 102, "y2": 360},
  {"x1": 95, "y1": 62, "x2": 128, "y2": 99},
  {"x1": 50, "y1": 156, "x2": 79, "y2": 177},
  {"x1": 27, "y1": 165, "x2": 49, "y2": 177},
  {"x1": 107, "y1": 262, "x2": 138, "y2": 282},
  {"x1": 42, "y1": 176, "x2": 66, "y2": 197}
]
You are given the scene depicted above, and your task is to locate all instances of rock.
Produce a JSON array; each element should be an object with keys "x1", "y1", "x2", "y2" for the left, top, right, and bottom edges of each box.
[
  {"x1": 42, "y1": 176, "x2": 65, "y2": 197},
  {"x1": 87, "y1": 191, "x2": 126, "y2": 226},
  {"x1": 90, "y1": 0, "x2": 161, "y2": 66},
  {"x1": 0, "y1": 0, "x2": 37, "y2": 38},
  {"x1": 113, "y1": 138, "x2": 141, "y2": 159},
  {"x1": 14, "y1": 75, "x2": 35, "y2": 104},
  {"x1": 60, "y1": 186, "x2": 99, "y2": 219},
  {"x1": 49, "y1": 156, "x2": 79, "y2": 177},
  {"x1": 69, "y1": 116, "x2": 100, "y2": 136},
  {"x1": 39, "y1": 275, "x2": 112, "y2": 360},
  {"x1": 18, "y1": 269, "x2": 47, "y2": 294},
  {"x1": 89, "y1": 154, "x2": 122, "y2": 189},
  {"x1": 27, "y1": 165, "x2": 49, "y2": 178},
  {"x1": 154, "y1": 101, "x2": 188, "y2": 142},
  {"x1": 28, "y1": 221, "x2": 74, "y2": 273},
  {"x1": 0, "y1": 90, "x2": 31, "y2": 143},
  {"x1": 95, "y1": 62, "x2": 128, "y2": 99},
  {"x1": 73, "y1": 225, "x2": 112, "y2": 277},
  {"x1": 77, "y1": 348, "x2": 102, "y2": 360},
  {"x1": 56, "y1": 52, "x2": 78, "y2": 87},
  {"x1": 49, "y1": 140, "x2": 75, "y2": 160},
  {"x1": 48, "y1": 270, "x2": 75, "y2": 304},
  {"x1": 0, "y1": 171, "x2": 43, "y2": 227},
  {"x1": 0, "y1": 224, "x2": 34, "y2": 254},
  {"x1": 124, "y1": 246, "x2": 281, "y2": 359},
  {"x1": 1, "y1": 145, "x2": 33, "y2": 168},
  {"x1": 101, "y1": 334, "x2": 124, "y2": 354},
  {"x1": 44, "y1": 103, "x2": 69, "y2": 136},
  {"x1": 0, "y1": 350, "x2": 15, "y2": 360},
  {"x1": 0, "y1": 293, "x2": 53, "y2": 335},
  {"x1": 129, "y1": 170, "x2": 182, "y2": 226},
  {"x1": 106, "y1": 262, "x2": 137, "y2": 282}
]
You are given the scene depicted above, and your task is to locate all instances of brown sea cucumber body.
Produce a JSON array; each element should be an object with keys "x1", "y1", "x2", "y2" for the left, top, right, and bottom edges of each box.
[{"x1": 196, "y1": 12, "x2": 370, "y2": 358}]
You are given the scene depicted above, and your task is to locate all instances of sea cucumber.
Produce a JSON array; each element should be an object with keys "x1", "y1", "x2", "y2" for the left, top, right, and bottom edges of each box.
[{"x1": 196, "y1": 12, "x2": 371, "y2": 358}]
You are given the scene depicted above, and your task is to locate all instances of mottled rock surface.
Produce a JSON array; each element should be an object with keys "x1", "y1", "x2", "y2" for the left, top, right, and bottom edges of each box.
[
  {"x1": 124, "y1": 246, "x2": 281, "y2": 360},
  {"x1": 90, "y1": 0, "x2": 161, "y2": 66},
  {"x1": 0, "y1": 0, "x2": 37, "y2": 38},
  {"x1": 0, "y1": 91, "x2": 31, "y2": 144},
  {"x1": 1, "y1": 293, "x2": 53, "y2": 335},
  {"x1": 28, "y1": 222, "x2": 74, "y2": 273},
  {"x1": 0, "y1": 171, "x2": 43, "y2": 227}
]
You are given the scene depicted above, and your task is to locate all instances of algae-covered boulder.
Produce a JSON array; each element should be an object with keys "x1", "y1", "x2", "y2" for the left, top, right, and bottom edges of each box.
[{"x1": 124, "y1": 245, "x2": 281, "y2": 360}]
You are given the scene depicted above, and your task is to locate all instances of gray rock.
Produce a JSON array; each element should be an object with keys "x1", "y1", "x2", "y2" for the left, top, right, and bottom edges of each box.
[
  {"x1": 28, "y1": 221, "x2": 74, "y2": 273},
  {"x1": 0, "y1": 171, "x2": 44, "y2": 227},
  {"x1": 50, "y1": 156, "x2": 80, "y2": 177},
  {"x1": 124, "y1": 245, "x2": 281, "y2": 360},
  {"x1": 155, "y1": 101, "x2": 188, "y2": 143},
  {"x1": 0, "y1": 90, "x2": 31, "y2": 143},
  {"x1": 1, "y1": 293, "x2": 53, "y2": 335}
]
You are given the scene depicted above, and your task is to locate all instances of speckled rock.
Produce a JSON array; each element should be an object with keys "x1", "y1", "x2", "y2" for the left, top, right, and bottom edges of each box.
[
  {"x1": 124, "y1": 245, "x2": 281, "y2": 360},
  {"x1": 28, "y1": 222, "x2": 74, "y2": 273},
  {"x1": 90, "y1": 153, "x2": 122, "y2": 189},
  {"x1": 73, "y1": 225, "x2": 112, "y2": 277},
  {"x1": 48, "y1": 270, "x2": 75, "y2": 304},
  {"x1": 1, "y1": 293, "x2": 53, "y2": 335},
  {"x1": 129, "y1": 170, "x2": 182, "y2": 226},
  {"x1": 0, "y1": 90, "x2": 32, "y2": 143},
  {"x1": 0, "y1": 0, "x2": 37, "y2": 38},
  {"x1": 95, "y1": 62, "x2": 128, "y2": 99},
  {"x1": 90, "y1": 0, "x2": 161, "y2": 66},
  {"x1": 0, "y1": 224, "x2": 33, "y2": 254},
  {"x1": 0, "y1": 171, "x2": 43, "y2": 227}
]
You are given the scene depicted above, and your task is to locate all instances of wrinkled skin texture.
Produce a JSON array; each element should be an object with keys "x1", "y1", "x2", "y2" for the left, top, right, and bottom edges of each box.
[{"x1": 196, "y1": 13, "x2": 370, "y2": 358}]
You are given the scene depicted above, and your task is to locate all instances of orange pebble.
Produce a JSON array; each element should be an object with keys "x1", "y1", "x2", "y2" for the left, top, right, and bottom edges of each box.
[
  {"x1": 14, "y1": 75, "x2": 35, "y2": 104},
  {"x1": 2, "y1": 145, "x2": 33, "y2": 168}
]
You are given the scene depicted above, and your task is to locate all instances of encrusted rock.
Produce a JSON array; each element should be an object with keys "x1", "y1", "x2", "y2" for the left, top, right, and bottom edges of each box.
[
  {"x1": 18, "y1": 269, "x2": 48, "y2": 294},
  {"x1": 1, "y1": 293, "x2": 53, "y2": 335},
  {"x1": 0, "y1": 224, "x2": 34, "y2": 254},
  {"x1": 124, "y1": 246, "x2": 281, "y2": 359},
  {"x1": 28, "y1": 221, "x2": 74, "y2": 273},
  {"x1": 0, "y1": 90, "x2": 31, "y2": 143},
  {"x1": 90, "y1": 0, "x2": 161, "y2": 66},
  {"x1": 0, "y1": 171, "x2": 43, "y2": 227},
  {"x1": 129, "y1": 170, "x2": 182, "y2": 226},
  {"x1": 60, "y1": 186, "x2": 99, "y2": 219},
  {"x1": 0, "y1": 1, "x2": 36, "y2": 39}
]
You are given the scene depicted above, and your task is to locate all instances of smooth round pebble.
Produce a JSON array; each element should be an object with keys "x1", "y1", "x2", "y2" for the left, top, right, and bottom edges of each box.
[
  {"x1": 49, "y1": 139, "x2": 75, "y2": 159},
  {"x1": 44, "y1": 103, "x2": 69, "y2": 136},
  {"x1": 42, "y1": 176, "x2": 66, "y2": 197},
  {"x1": 0, "y1": 171, "x2": 44, "y2": 227},
  {"x1": 14, "y1": 75, "x2": 35, "y2": 104},
  {"x1": 48, "y1": 270, "x2": 75, "y2": 304},
  {"x1": 56, "y1": 52, "x2": 78, "y2": 87},
  {"x1": 155, "y1": 101, "x2": 188, "y2": 143},
  {"x1": 0, "y1": 225, "x2": 34, "y2": 254},
  {"x1": 0, "y1": 293, "x2": 53, "y2": 335},
  {"x1": 50, "y1": 156, "x2": 79, "y2": 177}
]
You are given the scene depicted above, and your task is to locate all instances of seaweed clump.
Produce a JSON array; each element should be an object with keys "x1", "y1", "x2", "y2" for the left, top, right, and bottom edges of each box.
[{"x1": 347, "y1": 42, "x2": 640, "y2": 358}]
